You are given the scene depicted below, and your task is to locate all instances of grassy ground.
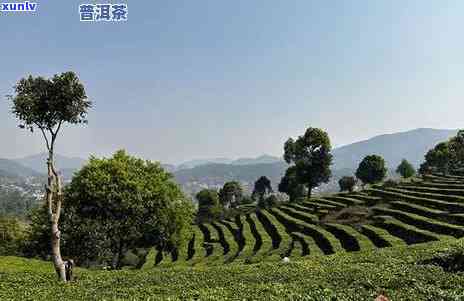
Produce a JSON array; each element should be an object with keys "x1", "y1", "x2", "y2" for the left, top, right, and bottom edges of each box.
[{"x1": 2, "y1": 238, "x2": 464, "y2": 300}]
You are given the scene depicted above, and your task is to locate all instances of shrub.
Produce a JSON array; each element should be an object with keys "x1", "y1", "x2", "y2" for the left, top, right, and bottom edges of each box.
[
  {"x1": 338, "y1": 176, "x2": 357, "y2": 192},
  {"x1": 396, "y1": 159, "x2": 416, "y2": 178},
  {"x1": 356, "y1": 155, "x2": 387, "y2": 185}
]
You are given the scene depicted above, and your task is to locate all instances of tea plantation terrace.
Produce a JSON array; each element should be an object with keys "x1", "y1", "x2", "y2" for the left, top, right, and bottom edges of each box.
[{"x1": 148, "y1": 174, "x2": 464, "y2": 266}]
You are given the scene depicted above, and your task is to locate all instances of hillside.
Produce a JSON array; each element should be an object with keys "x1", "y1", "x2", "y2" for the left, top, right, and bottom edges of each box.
[
  {"x1": 333, "y1": 128, "x2": 458, "y2": 169},
  {"x1": 0, "y1": 128, "x2": 459, "y2": 196},
  {"x1": 0, "y1": 159, "x2": 41, "y2": 178},
  {"x1": 173, "y1": 161, "x2": 288, "y2": 194},
  {"x1": 3, "y1": 173, "x2": 464, "y2": 299},
  {"x1": 1, "y1": 239, "x2": 464, "y2": 300},
  {"x1": 13, "y1": 153, "x2": 86, "y2": 174},
  {"x1": 152, "y1": 174, "x2": 464, "y2": 267}
]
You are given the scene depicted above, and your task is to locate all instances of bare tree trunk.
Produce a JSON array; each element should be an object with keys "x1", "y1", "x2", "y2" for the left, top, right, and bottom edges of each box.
[
  {"x1": 307, "y1": 187, "x2": 312, "y2": 198},
  {"x1": 46, "y1": 149, "x2": 67, "y2": 282}
]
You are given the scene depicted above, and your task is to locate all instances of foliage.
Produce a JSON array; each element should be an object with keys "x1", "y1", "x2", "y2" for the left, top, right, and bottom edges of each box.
[
  {"x1": 218, "y1": 181, "x2": 243, "y2": 208},
  {"x1": 338, "y1": 176, "x2": 357, "y2": 192},
  {"x1": 258, "y1": 194, "x2": 280, "y2": 209},
  {"x1": 396, "y1": 159, "x2": 416, "y2": 178},
  {"x1": 355, "y1": 155, "x2": 387, "y2": 185},
  {"x1": 278, "y1": 166, "x2": 306, "y2": 201},
  {"x1": 22, "y1": 206, "x2": 51, "y2": 259},
  {"x1": 252, "y1": 176, "x2": 273, "y2": 201},
  {"x1": 9, "y1": 72, "x2": 91, "y2": 132},
  {"x1": 238, "y1": 195, "x2": 255, "y2": 205},
  {"x1": 0, "y1": 217, "x2": 29, "y2": 256},
  {"x1": 420, "y1": 142, "x2": 451, "y2": 175},
  {"x1": 2, "y1": 239, "x2": 464, "y2": 300},
  {"x1": 31, "y1": 150, "x2": 194, "y2": 269},
  {"x1": 420, "y1": 130, "x2": 464, "y2": 175},
  {"x1": 196, "y1": 189, "x2": 223, "y2": 222},
  {"x1": 283, "y1": 127, "x2": 333, "y2": 197}
]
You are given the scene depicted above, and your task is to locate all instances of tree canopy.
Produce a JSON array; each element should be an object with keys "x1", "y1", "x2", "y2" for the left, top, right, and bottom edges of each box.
[
  {"x1": 283, "y1": 127, "x2": 332, "y2": 197},
  {"x1": 196, "y1": 189, "x2": 223, "y2": 222},
  {"x1": 338, "y1": 176, "x2": 357, "y2": 192},
  {"x1": 60, "y1": 150, "x2": 193, "y2": 269},
  {"x1": 355, "y1": 155, "x2": 387, "y2": 185},
  {"x1": 419, "y1": 130, "x2": 464, "y2": 175},
  {"x1": 278, "y1": 166, "x2": 306, "y2": 202},
  {"x1": 396, "y1": 159, "x2": 416, "y2": 178},
  {"x1": 218, "y1": 181, "x2": 243, "y2": 208}
]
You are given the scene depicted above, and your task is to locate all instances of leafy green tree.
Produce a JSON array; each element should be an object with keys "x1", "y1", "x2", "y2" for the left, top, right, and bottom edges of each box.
[
  {"x1": 420, "y1": 142, "x2": 451, "y2": 175},
  {"x1": 218, "y1": 181, "x2": 243, "y2": 208},
  {"x1": 278, "y1": 166, "x2": 306, "y2": 202},
  {"x1": 252, "y1": 176, "x2": 273, "y2": 202},
  {"x1": 60, "y1": 150, "x2": 194, "y2": 269},
  {"x1": 338, "y1": 176, "x2": 357, "y2": 192},
  {"x1": 396, "y1": 159, "x2": 416, "y2": 178},
  {"x1": 355, "y1": 155, "x2": 387, "y2": 185},
  {"x1": 8, "y1": 72, "x2": 91, "y2": 281},
  {"x1": 419, "y1": 131, "x2": 464, "y2": 175},
  {"x1": 283, "y1": 127, "x2": 333, "y2": 197},
  {"x1": 196, "y1": 189, "x2": 222, "y2": 222}
]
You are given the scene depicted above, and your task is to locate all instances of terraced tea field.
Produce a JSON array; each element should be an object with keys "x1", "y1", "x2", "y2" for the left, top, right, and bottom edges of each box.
[{"x1": 151, "y1": 174, "x2": 464, "y2": 267}]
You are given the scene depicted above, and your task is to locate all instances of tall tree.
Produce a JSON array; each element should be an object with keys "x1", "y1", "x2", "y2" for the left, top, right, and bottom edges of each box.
[
  {"x1": 278, "y1": 166, "x2": 306, "y2": 202},
  {"x1": 8, "y1": 72, "x2": 91, "y2": 281},
  {"x1": 396, "y1": 159, "x2": 416, "y2": 179},
  {"x1": 283, "y1": 127, "x2": 333, "y2": 198},
  {"x1": 355, "y1": 155, "x2": 387, "y2": 185},
  {"x1": 252, "y1": 176, "x2": 273, "y2": 202},
  {"x1": 218, "y1": 181, "x2": 243, "y2": 208}
]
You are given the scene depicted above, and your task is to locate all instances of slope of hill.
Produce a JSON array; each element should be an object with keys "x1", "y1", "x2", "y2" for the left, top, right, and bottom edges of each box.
[
  {"x1": 14, "y1": 153, "x2": 86, "y2": 174},
  {"x1": 0, "y1": 159, "x2": 41, "y2": 178},
  {"x1": 1, "y1": 238, "x2": 463, "y2": 300},
  {"x1": 152, "y1": 173, "x2": 464, "y2": 268},
  {"x1": 3, "y1": 174, "x2": 464, "y2": 300},
  {"x1": 176, "y1": 155, "x2": 282, "y2": 170},
  {"x1": 173, "y1": 161, "x2": 288, "y2": 194},
  {"x1": 332, "y1": 128, "x2": 458, "y2": 169},
  {"x1": 231, "y1": 155, "x2": 282, "y2": 165}
]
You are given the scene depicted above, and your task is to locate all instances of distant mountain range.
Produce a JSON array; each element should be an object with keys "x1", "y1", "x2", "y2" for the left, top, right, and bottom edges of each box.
[
  {"x1": 0, "y1": 159, "x2": 41, "y2": 178},
  {"x1": 0, "y1": 128, "x2": 460, "y2": 193},
  {"x1": 13, "y1": 153, "x2": 87, "y2": 174},
  {"x1": 332, "y1": 128, "x2": 458, "y2": 169},
  {"x1": 176, "y1": 154, "x2": 282, "y2": 170}
]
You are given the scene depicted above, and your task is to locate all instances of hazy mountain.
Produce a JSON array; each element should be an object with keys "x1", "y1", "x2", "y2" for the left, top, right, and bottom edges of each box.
[
  {"x1": 0, "y1": 159, "x2": 41, "y2": 178},
  {"x1": 332, "y1": 128, "x2": 458, "y2": 169},
  {"x1": 173, "y1": 128, "x2": 460, "y2": 196},
  {"x1": 176, "y1": 155, "x2": 282, "y2": 170},
  {"x1": 231, "y1": 155, "x2": 282, "y2": 165},
  {"x1": 13, "y1": 153, "x2": 86, "y2": 174},
  {"x1": 177, "y1": 158, "x2": 233, "y2": 170}
]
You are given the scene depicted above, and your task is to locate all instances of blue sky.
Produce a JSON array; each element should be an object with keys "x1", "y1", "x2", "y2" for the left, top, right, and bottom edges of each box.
[{"x1": 1, "y1": 1, "x2": 463, "y2": 164}]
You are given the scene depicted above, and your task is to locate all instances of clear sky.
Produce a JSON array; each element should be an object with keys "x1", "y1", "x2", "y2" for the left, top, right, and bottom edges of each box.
[{"x1": 1, "y1": 1, "x2": 463, "y2": 164}]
